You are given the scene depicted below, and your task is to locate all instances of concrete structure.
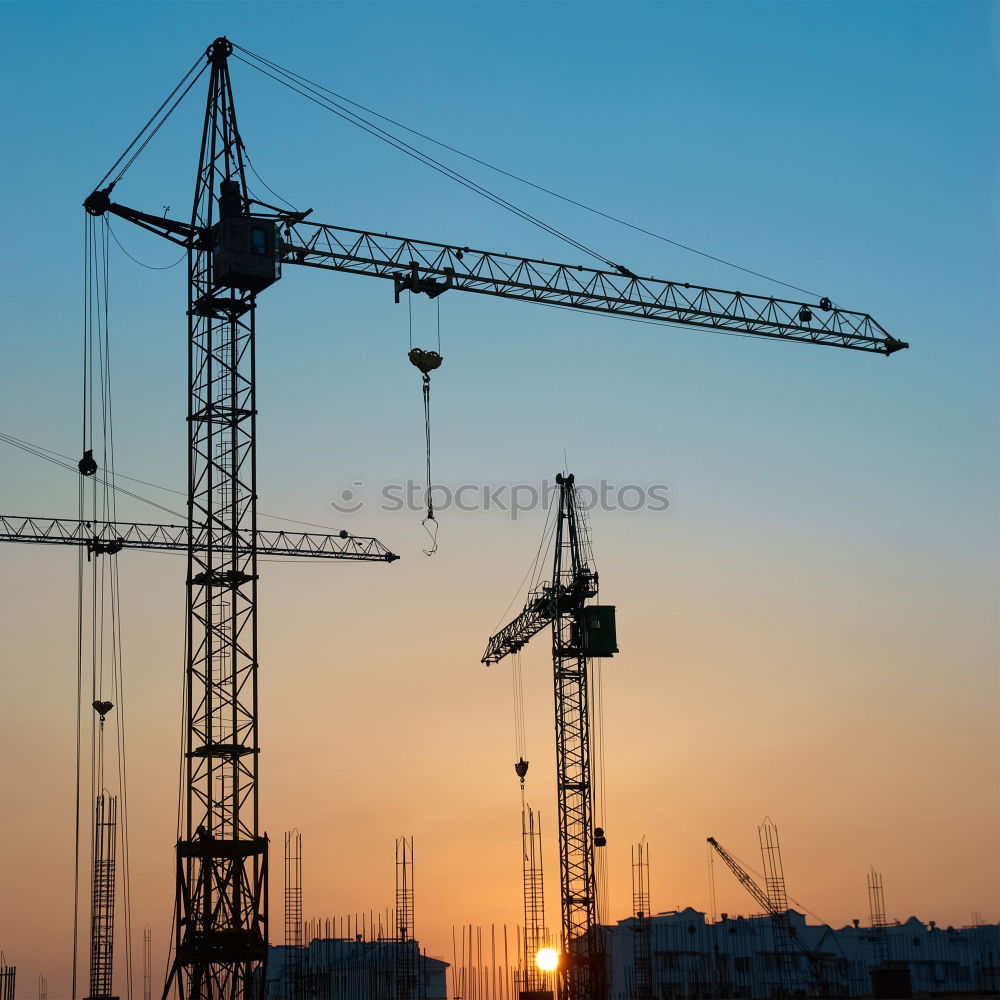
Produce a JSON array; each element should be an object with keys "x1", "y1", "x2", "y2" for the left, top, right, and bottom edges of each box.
[
  {"x1": 266, "y1": 938, "x2": 448, "y2": 1000},
  {"x1": 601, "y1": 907, "x2": 1000, "y2": 999}
]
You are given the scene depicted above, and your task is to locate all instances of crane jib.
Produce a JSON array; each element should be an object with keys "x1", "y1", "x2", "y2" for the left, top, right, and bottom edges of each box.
[
  {"x1": 280, "y1": 233, "x2": 906, "y2": 354},
  {"x1": 83, "y1": 194, "x2": 907, "y2": 355}
]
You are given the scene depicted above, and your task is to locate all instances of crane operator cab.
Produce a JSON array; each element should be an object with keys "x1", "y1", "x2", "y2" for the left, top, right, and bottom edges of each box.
[
  {"x1": 582, "y1": 605, "x2": 618, "y2": 658},
  {"x1": 212, "y1": 180, "x2": 281, "y2": 293}
]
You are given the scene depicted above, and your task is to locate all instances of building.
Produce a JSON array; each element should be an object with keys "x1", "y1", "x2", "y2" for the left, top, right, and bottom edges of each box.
[
  {"x1": 601, "y1": 907, "x2": 1000, "y2": 999},
  {"x1": 266, "y1": 936, "x2": 448, "y2": 1000}
]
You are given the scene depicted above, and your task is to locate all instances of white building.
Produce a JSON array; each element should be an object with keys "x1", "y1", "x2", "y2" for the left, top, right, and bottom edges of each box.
[
  {"x1": 266, "y1": 937, "x2": 448, "y2": 1000},
  {"x1": 600, "y1": 907, "x2": 999, "y2": 999}
]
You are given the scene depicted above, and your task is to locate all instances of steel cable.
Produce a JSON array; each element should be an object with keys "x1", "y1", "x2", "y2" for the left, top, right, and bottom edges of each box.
[
  {"x1": 93, "y1": 56, "x2": 207, "y2": 191},
  {"x1": 230, "y1": 53, "x2": 619, "y2": 270},
  {"x1": 232, "y1": 42, "x2": 822, "y2": 298}
]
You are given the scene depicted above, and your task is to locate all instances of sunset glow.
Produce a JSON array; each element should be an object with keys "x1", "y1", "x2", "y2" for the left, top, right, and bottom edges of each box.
[{"x1": 0, "y1": 4, "x2": 996, "y2": 1000}]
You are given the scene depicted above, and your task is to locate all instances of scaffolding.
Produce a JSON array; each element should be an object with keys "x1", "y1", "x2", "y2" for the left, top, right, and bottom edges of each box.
[
  {"x1": 868, "y1": 869, "x2": 890, "y2": 964},
  {"x1": 86, "y1": 792, "x2": 118, "y2": 1000},
  {"x1": 631, "y1": 841, "x2": 652, "y2": 1000},
  {"x1": 758, "y1": 817, "x2": 792, "y2": 994},
  {"x1": 0, "y1": 955, "x2": 14, "y2": 1000},
  {"x1": 520, "y1": 806, "x2": 550, "y2": 998},
  {"x1": 395, "y1": 837, "x2": 417, "y2": 1000},
  {"x1": 285, "y1": 830, "x2": 305, "y2": 1000}
]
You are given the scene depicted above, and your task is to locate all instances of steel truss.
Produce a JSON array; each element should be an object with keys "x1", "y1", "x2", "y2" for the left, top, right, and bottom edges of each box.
[
  {"x1": 279, "y1": 223, "x2": 906, "y2": 354},
  {"x1": 483, "y1": 475, "x2": 605, "y2": 1000},
  {"x1": 167, "y1": 39, "x2": 267, "y2": 1000},
  {"x1": 86, "y1": 793, "x2": 118, "y2": 1000},
  {"x1": 0, "y1": 516, "x2": 397, "y2": 562}
]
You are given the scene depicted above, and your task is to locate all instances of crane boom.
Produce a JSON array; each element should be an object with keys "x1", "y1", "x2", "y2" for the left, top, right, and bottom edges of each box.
[
  {"x1": 707, "y1": 836, "x2": 830, "y2": 996},
  {"x1": 707, "y1": 837, "x2": 774, "y2": 915},
  {"x1": 282, "y1": 222, "x2": 906, "y2": 354},
  {"x1": 482, "y1": 584, "x2": 557, "y2": 665},
  {"x1": 0, "y1": 516, "x2": 397, "y2": 561},
  {"x1": 84, "y1": 196, "x2": 907, "y2": 356}
]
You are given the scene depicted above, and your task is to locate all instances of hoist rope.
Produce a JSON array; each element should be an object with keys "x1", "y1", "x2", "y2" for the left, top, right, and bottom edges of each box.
[
  {"x1": 230, "y1": 43, "x2": 824, "y2": 299},
  {"x1": 420, "y1": 374, "x2": 438, "y2": 556},
  {"x1": 92, "y1": 56, "x2": 207, "y2": 192},
  {"x1": 230, "y1": 51, "x2": 619, "y2": 271},
  {"x1": 71, "y1": 425, "x2": 84, "y2": 1000},
  {"x1": 511, "y1": 652, "x2": 527, "y2": 767},
  {"x1": 490, "y1": 489, "x2": 559, "y2": 636},
  {"x1": 76, "y1": 214, "x2": 135, "y2": 1000},
  {"x1": 590, "y1": 573, "x2": 610, "y2": 925}
]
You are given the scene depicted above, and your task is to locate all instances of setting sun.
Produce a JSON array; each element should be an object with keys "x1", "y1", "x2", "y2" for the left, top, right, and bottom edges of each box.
[{"x1": 535, "y1": 948, "x2": 559, "y2": 972}]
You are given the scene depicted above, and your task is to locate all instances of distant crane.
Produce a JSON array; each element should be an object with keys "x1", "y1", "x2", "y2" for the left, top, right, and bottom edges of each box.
[
  {"x1": 867, "y1": 867, "x2": 890, "y2": 965},
  {"x1": 483, "y1": 473, "x2": 618, "y2": 1000},
  {"x1": 707, "y1": 828, "x2": 829, "y2": 997},
  {"x1": 0, "y1": 34, "x2": 907, "y2": 1000}
]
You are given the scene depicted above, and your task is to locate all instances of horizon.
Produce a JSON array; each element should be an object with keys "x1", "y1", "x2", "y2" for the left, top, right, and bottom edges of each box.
[{"x1": 0, "y1": 2, "x2": 997, "y2": 998}]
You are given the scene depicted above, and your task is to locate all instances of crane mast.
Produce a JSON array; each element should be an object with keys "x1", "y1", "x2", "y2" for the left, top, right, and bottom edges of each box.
[
  {"x1": 171, "y1": 37, "x2": 269, "y2": 1000},
  {"x1": 550, "y1": 474, "x2": 599, "y2": 999},
  {"x1": 483, "y1": 474, "x2": 618, "y2": 1000}
]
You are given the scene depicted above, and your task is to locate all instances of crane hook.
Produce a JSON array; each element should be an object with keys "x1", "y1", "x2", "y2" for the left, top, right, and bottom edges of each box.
[
  {"x1": 410, "y1": 348, "x2": 443, "y2": 556},
  {"x1": 515, "y1": 757, "x2": 529, "y2": 788}
]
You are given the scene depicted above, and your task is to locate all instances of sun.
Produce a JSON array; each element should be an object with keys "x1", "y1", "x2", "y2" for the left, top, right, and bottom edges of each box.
[{"x1": 535, "y1": 948, "x2": 559, "y2": 972}]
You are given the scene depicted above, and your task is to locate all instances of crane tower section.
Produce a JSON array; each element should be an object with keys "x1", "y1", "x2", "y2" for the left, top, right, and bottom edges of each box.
[
  {"x1": 178, "y1": 39, "x2": 270, "y2": 999},
  {"x1": 483, "y1": 473, "x2": 617, "y2": 1000}
]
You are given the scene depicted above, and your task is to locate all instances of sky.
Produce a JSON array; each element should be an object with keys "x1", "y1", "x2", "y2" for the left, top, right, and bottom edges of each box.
[{"x1": 0, "y1": 0, "x2": 997, "y2": 996}]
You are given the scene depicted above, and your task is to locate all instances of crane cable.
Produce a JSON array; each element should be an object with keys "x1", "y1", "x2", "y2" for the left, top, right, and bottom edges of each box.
[
  {"x1": 92, "y1": 55, "x2": 207, "y2": 193},
  {"x1": 230, "y1": 43, "x2": 824, "y2": 299},
  {"x1": 230, "y1": 49, "x2": 620, "y2": 272},
  {"x1": 593, "y1": 656, "x2": 608, "y2": 920},
  {"x1": 75, "y1": 214, "x2": 135, "y2": 1000},
  {"x1": 407, "y1": 298, "x2": 443, "y2": 555},
  {"x1": 0, "y1": 430, "x2": 364, "y2": 534},
  {"x1": 512, "y1": 651, "x2": 528, "y2": 791}
]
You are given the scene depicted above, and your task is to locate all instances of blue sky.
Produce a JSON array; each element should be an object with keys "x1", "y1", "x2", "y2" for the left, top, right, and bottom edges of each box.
[{"x1": 0, "y1": 1, "x2": 997, "y2": 994}]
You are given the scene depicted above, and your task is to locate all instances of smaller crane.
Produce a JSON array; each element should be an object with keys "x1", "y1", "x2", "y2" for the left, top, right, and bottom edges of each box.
[
  {"x1": 707, "y1": 834, "x2": 829, "y2": 997},
  {"x1": 483, "y1": 473, "x2": 617, "y2": 1000}
]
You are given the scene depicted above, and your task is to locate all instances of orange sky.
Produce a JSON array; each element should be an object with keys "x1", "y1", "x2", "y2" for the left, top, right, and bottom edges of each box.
[{"x1": 1, "y1": 3, "x2": 998, "y2": 998}]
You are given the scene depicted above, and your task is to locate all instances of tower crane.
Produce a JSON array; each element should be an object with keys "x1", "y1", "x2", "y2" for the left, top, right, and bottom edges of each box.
[
  {"x1": 707, "y1": 835, "x2": 829, "y2": 997},
  {"x1": 0, "y1": 33, "x2": 905, "y2": 1000},
  {"x1": 482, "y1": 473, "x2": 618, "y2": 1000}
]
